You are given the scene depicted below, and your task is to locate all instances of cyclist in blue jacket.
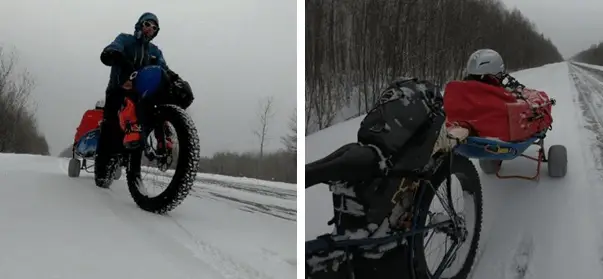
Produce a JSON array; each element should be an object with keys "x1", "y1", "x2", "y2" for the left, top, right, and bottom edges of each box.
[{"x1": 95, "y1": 12, "x2": 175, "y2": 185}]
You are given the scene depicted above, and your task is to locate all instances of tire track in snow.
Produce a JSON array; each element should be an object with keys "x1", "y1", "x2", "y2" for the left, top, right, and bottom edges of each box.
[
  {"x1": 142, "y1": 176, "x2": 295, "y2": 221},
  {"x1": 89, "y1": 185, "x2": 225, "y2": 279},
  {"x1": 568, "y1": 64, "x2": 603, "y2": 179},
  {"x1": 60, "y1": 159, "x2": 295, "y2": 221},
  {"x1": 56, "y1": 158, "x2": 284, "y2": 279},
  {"x1": 101, "y1": 186, "x2": 276, "y2": 279},
  {"x1": 567, "y1": 63, "x2": 603, "y2": 273},
  {"x1": 508, "y1": 233, "x2": 534, "y2": 279},
  {"x1": 133, "y1": 174, "x2": 295, "y2": 278},
  {"x1": 567, "y1": 64, "x2": 603, "y2": 174},
  {"x1": 168, "y1": 217, "x2": 280, "y2": 279},
  {"x1": 568, "y1": 65, "x2": 603, "y2": 127}
]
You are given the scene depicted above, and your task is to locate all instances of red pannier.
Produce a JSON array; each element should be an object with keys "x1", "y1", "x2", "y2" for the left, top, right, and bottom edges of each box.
[{"x1": 443, "y1": 80, "x2": 553, "y2": 142}]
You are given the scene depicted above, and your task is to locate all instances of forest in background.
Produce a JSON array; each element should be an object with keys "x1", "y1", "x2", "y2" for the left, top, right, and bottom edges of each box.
[
  {"x1": 306, "y1": 0, "x2": 564, "y2": 134},
  {"x1": 0, "y1": 46, "x2": 50, "y2": 155},
  {"x1": 572, "y1": 42, "x2": 603, "y2": 66}
]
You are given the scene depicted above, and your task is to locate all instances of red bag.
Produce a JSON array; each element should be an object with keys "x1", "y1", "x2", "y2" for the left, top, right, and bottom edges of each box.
[
  {"x1": 443, "y1": 80, "x2": 553, "y2": 142},
  {"x1": 74, "y1": 109, "x2": 104, "y2": 143}
]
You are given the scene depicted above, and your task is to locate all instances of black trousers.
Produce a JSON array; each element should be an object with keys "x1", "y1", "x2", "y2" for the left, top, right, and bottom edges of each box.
[
  {"x1": 96, "y1": 86, "x2": 125, "y2": 157},
  {"x1": 96, "y1": 86, "x2": 143, "y2": 175}
]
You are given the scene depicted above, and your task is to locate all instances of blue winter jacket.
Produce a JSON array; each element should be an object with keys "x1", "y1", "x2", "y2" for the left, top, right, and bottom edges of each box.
[{"x1": 101, "y1": 12, "x2": 169, "y2": 90}]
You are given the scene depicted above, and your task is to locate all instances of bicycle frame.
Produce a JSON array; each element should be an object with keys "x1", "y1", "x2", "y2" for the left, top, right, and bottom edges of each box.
[{"x1": 305, "y1": 150, "x2": 463, "y2": 279}]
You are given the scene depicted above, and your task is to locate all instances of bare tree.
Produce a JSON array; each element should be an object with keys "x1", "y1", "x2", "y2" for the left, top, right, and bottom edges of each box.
[
  {"x1": 0, "y1": 46, "x2": 49, "y2": 155},
  {"x1": 253, "y1": 96, "x2": 275, "y2": 160},
  {"x1": 281, "y1": 107, "x2": 297, "y2": 154}
]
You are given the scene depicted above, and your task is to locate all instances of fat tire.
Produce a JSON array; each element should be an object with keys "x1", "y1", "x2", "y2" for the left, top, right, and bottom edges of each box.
[
  {"x1": 127, "y1": 104, "x2": 200, "y2": 214},
  {"x1": 411, "y1": 153, "x2": 483, "y2": 279},
  {"x1": 94, "y1": 157, "x2": 118, "y2": 189},
  {"x1": 547, "y1": 145, "x2": 567, "y2": 178},
  {"x1": 68, "y1": 158, "x2": 81, "y2": 178}
]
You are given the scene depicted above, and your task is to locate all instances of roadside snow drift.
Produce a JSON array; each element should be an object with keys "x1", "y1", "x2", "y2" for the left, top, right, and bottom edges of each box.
[
  {"x1": 0, "y1": 154, "x2": 296, "y2": 279},
  {"x1": 305, "y1": 61, "x2": 603, "y2": 279}
]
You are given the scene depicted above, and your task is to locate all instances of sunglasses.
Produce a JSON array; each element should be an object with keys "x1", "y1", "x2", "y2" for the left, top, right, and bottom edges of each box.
[{"x1": 142, "y1": 21, "x2": 158, "y2": 31}]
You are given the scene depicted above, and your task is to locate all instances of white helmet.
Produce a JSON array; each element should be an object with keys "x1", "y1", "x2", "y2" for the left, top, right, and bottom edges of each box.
[
  {"x1": 95, "y1": 99, "x2": 105, "y2": 109},
  {"x1": 466, "y1": 49, "x2": 505, "y2": 77}
]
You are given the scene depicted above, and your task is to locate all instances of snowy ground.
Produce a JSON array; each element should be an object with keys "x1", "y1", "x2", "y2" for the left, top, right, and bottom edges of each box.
[
  {"x1": 0, "y1": 154, "x2": 296, "y2": 279},
  {"x1": 305, "y1": 61, "x2": 603, "y2": 278}
]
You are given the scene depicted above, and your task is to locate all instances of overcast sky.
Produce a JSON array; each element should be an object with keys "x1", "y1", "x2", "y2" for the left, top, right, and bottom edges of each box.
[
  {"x1": 0, "y1": 0, "x2": 296, "y2": 156},
  {"x1": 501, "y1": 0, "x2": 603, "y2": 59}
]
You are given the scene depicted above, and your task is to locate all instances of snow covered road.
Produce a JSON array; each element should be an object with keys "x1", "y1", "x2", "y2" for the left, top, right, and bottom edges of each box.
[
  {"x1": 0, "y1": 154, "x2": 296, "y2": 279},
  {"x1": 468, "y1": 62, "x2": 603, "y2": 279},
  {"x1": 305, "y1": 62, "x2": 603, "y2": 278}
]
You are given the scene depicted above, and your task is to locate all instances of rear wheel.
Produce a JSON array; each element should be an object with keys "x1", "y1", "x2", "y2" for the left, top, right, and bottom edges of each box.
[
  {"x1": 127, "y1": 104, "x2": 200, "y2": 214},
  {"x1": 68, "y1": 158, "x2": 81, "y2": 178},
  {"x1": 411, "y1": 154, "x2": 483, "y2": 279},
  {"x1": 547, "y1": 145, "x2": 567, "y2": 178}
]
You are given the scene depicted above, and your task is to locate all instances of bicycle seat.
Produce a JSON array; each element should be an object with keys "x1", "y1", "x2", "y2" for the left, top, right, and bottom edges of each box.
[{"x1": 306, "y1": 143, "x2": 380, "y2": 188}]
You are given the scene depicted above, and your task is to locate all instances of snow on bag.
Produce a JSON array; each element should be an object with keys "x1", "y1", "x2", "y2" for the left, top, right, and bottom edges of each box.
[
  {"x1": 443, "y1": 80, "x2": 553, "y2": 142},
  {"x1": 357, "y1": 78, "x2": 445, "y2": 171}
]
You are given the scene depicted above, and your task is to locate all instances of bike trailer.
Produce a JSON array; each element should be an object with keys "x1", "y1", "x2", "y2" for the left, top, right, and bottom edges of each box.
[{"x1": 453, "y1": 131, "x2": 566, "y2": 180}]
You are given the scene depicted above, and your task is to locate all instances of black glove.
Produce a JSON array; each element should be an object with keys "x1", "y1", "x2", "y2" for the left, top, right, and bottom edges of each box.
[
  {"x1": 166, "y1": 68, "x2": 180, "y2": 82},
  {"x1": 100, "y1": 50, "x2": 114, "y2": 66},
  {"x1": 173, "y1": 80, "x2": 194, "y2": 109},
  {"x1": 101, "y1": 50, "x2": 135, "y2": 74}
]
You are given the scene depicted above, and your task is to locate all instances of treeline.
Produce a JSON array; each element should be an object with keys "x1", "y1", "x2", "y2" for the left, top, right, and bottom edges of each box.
[
  {"x1": 197, "y1": 150, "x2": 296, "y2": 183},
  {"x1": 59, "y1": 148, "x2": 297, "y2": 184},
  {"x1": 306, "y1": 0, "x2": 564, "y2": 134},
  {"x1": 0, "y1": 47, "x2": 50, "y2": 155},
  {"x1": 572, "y1": 42, "x2": 603, "y2": 66},
  {"x1": 141, "y1": 148, "x2": 296, "y2": 183}
]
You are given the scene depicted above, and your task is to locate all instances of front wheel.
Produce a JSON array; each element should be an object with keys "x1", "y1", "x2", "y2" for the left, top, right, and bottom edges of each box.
[
  {"x1": 411, "y1": 153, "x2": 483, "y2": 279},
  {"x1": 127, "y1": 104, "x2": 200, "y2": 214}
]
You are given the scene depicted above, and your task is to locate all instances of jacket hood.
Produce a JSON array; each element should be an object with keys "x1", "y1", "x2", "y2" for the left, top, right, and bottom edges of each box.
[{"x1": 134, "y1": 12, "x2": 160, "y2": 42}]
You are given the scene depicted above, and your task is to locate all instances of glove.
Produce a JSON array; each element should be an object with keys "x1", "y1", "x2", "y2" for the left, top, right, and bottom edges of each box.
[
  {"x1": 101, "y1": 50, "x2": 135, "y2": 75},
  {"x1": 166, "y1": 68, "x2": 180, "y2": 82},
  {"x1": 173, "y1": 80, "x2": 194, "y2": 109}
]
